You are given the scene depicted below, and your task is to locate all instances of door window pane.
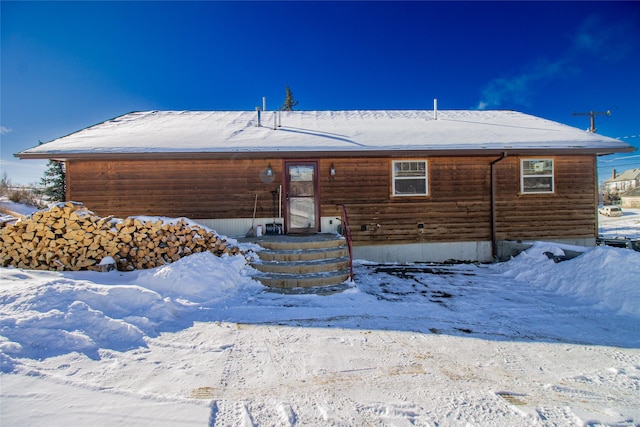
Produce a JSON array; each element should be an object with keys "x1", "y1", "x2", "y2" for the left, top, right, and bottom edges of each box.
[
  {"x1": 289, "y1": 198, "x2": 316, "y2": 229},
  {"x1": 289, "y1": 166, "x2": 314, "y2": 196}
]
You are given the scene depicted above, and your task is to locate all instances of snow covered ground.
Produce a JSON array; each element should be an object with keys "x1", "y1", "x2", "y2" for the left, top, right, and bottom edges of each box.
[
  {"x1": 0, "y1": 199, "x2": 40, "y2": 223},
  {"x1": 1, "y1": 205, "x2": 639, "y2": 426},
  {"x1": 598, "y1": 205, "x2": 640, "y2": 240}
]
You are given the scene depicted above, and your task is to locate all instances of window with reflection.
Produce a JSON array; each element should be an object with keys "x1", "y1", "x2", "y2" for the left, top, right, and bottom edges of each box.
[
  {"x1": 392, "y1": 160, "x2": 428, "y2": 196},
  {"x1": 521, "y1": 159, "x2": 554, "y2": 194}
]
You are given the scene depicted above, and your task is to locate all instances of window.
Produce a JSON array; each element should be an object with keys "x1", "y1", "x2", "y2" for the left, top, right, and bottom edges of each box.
[
  {"x1": 392, "y1": 160, "x2": 428, "y2": 196},
  {"x1": 521, "y1": 159, "x2": 554, "y2": 194}
]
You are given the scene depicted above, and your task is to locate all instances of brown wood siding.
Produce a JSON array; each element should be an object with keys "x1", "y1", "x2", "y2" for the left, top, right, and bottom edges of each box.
[
  {"x1": 492, "y1": 156, "x2": 597, "y2": 241},
  {"x1": 65, "y1": 154, "x2": 598, "y2": 245},
  {"x1": 320, "y1": 157, "x2": 492, "y2": 244},
  {"x1": 66, "y1": 159, "x2": 284, "y2": 219}
]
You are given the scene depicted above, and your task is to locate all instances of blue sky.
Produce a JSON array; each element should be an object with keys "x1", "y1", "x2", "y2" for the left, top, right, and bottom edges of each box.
[{"x1": 2, "y1": 1, "x2": 639, "y2": 185}]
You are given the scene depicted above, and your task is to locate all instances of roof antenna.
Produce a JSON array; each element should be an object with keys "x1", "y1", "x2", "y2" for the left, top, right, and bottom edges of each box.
[{"x1": 572, "y1": 110, "x2": 610, "y2": 133}]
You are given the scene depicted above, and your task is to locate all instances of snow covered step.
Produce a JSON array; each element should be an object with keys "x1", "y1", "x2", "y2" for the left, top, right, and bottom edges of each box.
[
  {"x1": 258, "y1": 246, "x2": 348, "y2": 262},
  {"x1": 253, "y1": 257, "x2": 350, "y2": 274},
  {"x1": 253, "y1": 269, "x2": 351, "y2": 288},
  {"x1": 241, "y1": 234, "x2": 351, "y2": 288},
  {"x1": 256, "y1": 234, "x2": 347, "y2": 251}
]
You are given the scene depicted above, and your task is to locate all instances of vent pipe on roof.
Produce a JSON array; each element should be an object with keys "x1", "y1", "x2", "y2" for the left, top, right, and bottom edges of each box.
[
  {"x1": 256, "y1": 106, "x2": 261, "y2": 127},
  {"x1": 263, "y1": 97, "x2": 267, "y2": 113},
  {"x1": 434, "y1": 98, "x2": 438, "y2": 120}
]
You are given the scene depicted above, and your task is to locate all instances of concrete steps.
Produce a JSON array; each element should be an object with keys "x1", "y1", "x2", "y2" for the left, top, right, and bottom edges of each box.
[{"x1": 247, "y1": 234, "x2": 351, "y2": 288}]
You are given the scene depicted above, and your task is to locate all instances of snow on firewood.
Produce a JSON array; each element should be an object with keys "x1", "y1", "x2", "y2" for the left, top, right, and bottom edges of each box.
[{"x1": 0, "y1": 201, "x2": 242, "y2": 271}]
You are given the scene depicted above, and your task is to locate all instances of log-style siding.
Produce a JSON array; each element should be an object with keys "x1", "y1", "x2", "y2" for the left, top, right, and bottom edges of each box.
[
  {"x1": 66, "y1": 154, "x2": 598, "y2": 244},
  {"x1": 319, "y1": 157, "x2": 492, "y2": 244},
  {"x1": 492, "y1": 156, "x2": 597, "y2": 241},
  {"x1": 67, "y1": 159, "x2": 284, "y2": 219}
]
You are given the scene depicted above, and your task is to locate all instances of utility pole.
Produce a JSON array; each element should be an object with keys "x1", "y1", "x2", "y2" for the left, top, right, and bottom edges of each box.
[{"x1": 572, "y1": 110, "x2": 611, "y2": 133}]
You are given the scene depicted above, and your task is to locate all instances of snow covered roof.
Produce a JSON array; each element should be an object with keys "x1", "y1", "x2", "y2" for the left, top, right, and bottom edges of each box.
[
  {"x1": 16, "y1": 110, "x2": 635, "y2": 159},
  {"x1": 606, "y1": 167, "x2": 640, "y2": 183}
]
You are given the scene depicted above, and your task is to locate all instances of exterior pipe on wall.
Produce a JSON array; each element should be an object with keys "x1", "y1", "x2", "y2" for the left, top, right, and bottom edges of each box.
[{"x1": 490, "y1": 152, "x2": 508, "y2": 260}]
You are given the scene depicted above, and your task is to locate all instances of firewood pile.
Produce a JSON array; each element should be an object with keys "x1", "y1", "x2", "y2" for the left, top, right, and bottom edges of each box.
[{"x1": 0, "y1": 202, "x2": 242, "y2": 271}]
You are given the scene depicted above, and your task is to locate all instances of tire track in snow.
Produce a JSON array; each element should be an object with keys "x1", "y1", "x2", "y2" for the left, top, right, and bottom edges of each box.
[
  {"x1": 176, "y1": 322, "x2": 640, "y2": 426},
  {"x1": 208, "y1": 325, "x2": 310, "y2": 425}
]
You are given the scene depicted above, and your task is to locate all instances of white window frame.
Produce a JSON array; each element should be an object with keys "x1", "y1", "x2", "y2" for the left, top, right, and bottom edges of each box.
[
  {"x1": 392, "y1": 160, "x2": 428, "y2": 197},
  {"x1": 520, "y1": 158, "x2": 554, "y2": 194}
]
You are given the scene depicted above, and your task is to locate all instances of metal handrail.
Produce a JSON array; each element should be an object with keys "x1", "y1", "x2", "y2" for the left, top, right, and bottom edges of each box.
[{"x1": 340, "y1": 204, "x2": 354, "y2": 281}]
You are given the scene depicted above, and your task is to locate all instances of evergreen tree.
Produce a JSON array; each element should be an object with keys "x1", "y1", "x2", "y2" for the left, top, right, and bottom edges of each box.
[
  {"x1": 281, "y1": 85, "x2": 299, "y2": 111},
  {"x1": 39, "y1": 160, "x2": 66, "y2": 202}
]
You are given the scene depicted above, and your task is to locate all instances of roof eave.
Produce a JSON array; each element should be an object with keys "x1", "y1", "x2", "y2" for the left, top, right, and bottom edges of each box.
[{"x1": 15, "y1": 145, "x2": 636, "y2": 161}]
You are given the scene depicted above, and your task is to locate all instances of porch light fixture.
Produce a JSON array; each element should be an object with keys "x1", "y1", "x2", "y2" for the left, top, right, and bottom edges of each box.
[
  {"x1": 266, "y1": 164, "x2": 273, "y2": 177},
  {"x1": 330, "y1": 164, "x2": 336, "y2": 177}
]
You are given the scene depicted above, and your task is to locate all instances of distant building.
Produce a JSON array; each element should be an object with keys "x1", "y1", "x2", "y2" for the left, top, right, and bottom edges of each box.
[{"x1": 605, "y1": 167, "x2": 640, "y2": 193}]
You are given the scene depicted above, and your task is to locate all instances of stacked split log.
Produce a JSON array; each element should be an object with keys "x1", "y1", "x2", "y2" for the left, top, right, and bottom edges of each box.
[{"x1": 0, "y1": 202, "x2": 242, "y2": 271}]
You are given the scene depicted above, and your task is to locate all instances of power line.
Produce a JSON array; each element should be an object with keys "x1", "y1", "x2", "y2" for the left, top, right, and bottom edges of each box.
[
  {"x1": 597, "y1": 160, "x2": 640, "y2": 169},
  {"x1": 598, "y1": 157, "x2": 640, "y2": 165},
  {"x1": 599, "y1": 154, "x2": 640, "y2": 162}
]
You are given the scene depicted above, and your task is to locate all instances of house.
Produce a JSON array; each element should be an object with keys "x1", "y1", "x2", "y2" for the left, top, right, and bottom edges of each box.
[
  {"x1": 15, "y1": 109, "x2": 635, "y2": 263},
  {"x1": 604, "y1": 167, "x2": 640, "y2": 194},
  {"x1": 621, "y1": 187, "x2": 640, "y2": 209}
]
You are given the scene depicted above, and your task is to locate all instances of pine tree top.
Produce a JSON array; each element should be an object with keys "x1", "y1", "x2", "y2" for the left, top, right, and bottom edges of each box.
[{"x1": 281, "y1": 86, "x2": 299, "y2": 111}]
